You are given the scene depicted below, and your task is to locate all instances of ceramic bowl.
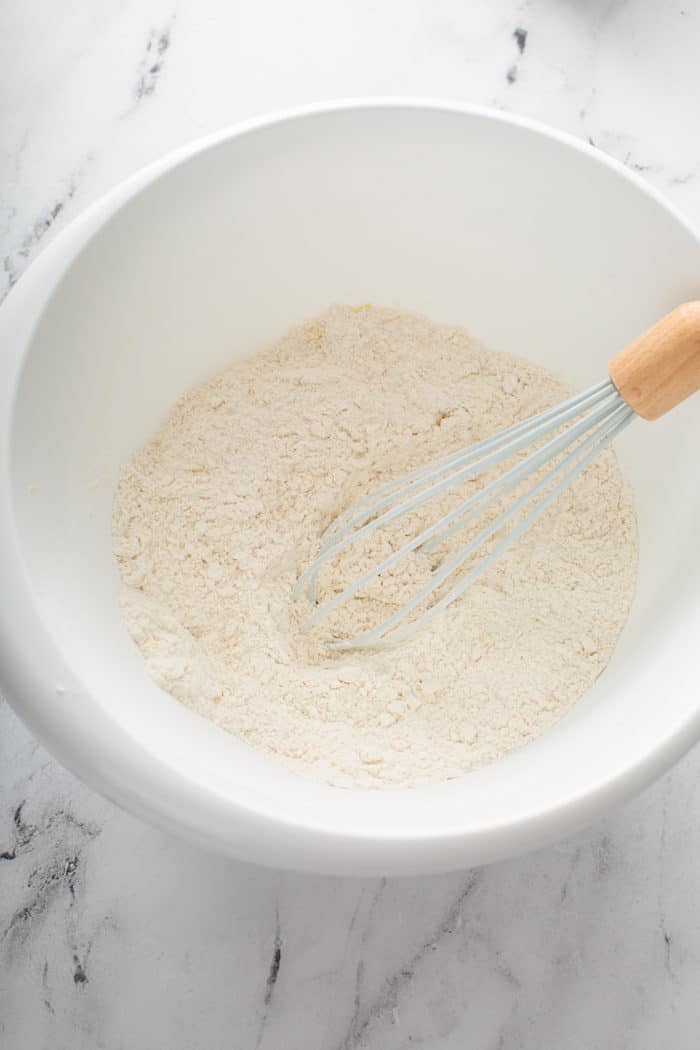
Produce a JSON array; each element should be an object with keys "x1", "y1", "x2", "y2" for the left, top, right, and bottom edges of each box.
[{"x1": 1, "y1": 101, "x2": 699, "y2": 875}]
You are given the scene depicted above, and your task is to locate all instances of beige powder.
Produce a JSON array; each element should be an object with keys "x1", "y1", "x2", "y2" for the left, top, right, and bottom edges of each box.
[{"x1": 113, "y1": 305, "x2": 637, "y2": 788}]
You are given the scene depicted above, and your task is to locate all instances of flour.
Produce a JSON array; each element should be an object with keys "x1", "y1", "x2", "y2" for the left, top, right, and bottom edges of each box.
[{"x1": 113, "y1": 305, "x2": 638, "y2": 788}]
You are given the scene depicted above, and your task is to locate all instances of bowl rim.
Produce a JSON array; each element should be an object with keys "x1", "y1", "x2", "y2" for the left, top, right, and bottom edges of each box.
[{"x1": 1, "y1": 97, "x2": 699, "y2": 875}]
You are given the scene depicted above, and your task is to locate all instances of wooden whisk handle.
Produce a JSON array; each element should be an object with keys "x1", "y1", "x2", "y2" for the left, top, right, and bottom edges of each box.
[{"x1": 608, "y1": 301, "x2": 700, "y2": 420}]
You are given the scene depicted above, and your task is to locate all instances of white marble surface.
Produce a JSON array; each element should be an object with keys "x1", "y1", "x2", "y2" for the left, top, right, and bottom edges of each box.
[{"x1": 2, "y1": 2, "x2": 700, "y2": 1046}]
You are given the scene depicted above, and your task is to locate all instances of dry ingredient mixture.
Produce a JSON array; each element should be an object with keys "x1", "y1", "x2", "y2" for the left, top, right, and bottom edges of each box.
[{"x1": 113, "y1": 306, "x2": 638, "y2": 788}]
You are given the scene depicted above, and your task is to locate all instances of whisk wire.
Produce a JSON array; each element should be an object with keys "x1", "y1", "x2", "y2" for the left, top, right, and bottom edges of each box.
[
  {"x1": 327, "y1": 400, "x2": 634, "y2": 649},
  {"x1": 297, "y1": 381, "x2": 619, "y2": 604},
  {"x1": 296, "y1": 378, "x2": 635, "y2": 648},
  {"x1": 319, "y1": 378, "x2": 614, "y2": 549},
  {"x1": 302, "y1": 394, "x2": 625, "y2": 631}
]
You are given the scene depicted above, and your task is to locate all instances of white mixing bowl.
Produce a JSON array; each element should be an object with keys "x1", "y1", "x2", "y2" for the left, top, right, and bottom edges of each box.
[{"x1": 1, "y1": 101, "x2": 699, "y2": 876}]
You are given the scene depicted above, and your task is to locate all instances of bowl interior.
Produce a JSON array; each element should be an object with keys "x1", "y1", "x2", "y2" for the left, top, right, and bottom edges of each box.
[{"x1": 8, "y1": 106, "x2": 700, "y2": 866}]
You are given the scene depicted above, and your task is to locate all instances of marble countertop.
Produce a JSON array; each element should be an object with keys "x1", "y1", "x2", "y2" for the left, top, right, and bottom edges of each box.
[{"x1": 2, "y1": 2, "x2": 700, "y2": 1047}]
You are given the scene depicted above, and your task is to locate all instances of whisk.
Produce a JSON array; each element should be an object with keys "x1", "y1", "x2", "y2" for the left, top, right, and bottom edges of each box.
[{"x1": 295, "y1": 303, "x2": 700, "y2": 649}]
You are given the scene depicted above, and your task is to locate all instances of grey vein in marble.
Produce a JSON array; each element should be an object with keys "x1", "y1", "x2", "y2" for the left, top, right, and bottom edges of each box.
[
  {"x1": 1, "y1": 178, "x2": 79, "y2": 305},
  {"x1": 506, "y1": 25, "x2": 528, "y2": 86},
  {"x1": 1, "y1": 799, "x2": 100, "y2": 959},
  {"x1": 336, "y1": 872, "x2": 481, "y2": 1050},
  {"x1": 254, "y1": 905, "x2": 284, "y2": 1048},
  {"x1": 134, "y1": 19, "x2": 175, "y2": 102}
]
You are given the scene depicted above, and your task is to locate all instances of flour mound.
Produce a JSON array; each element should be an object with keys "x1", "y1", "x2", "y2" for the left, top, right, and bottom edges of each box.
[{"x1": 113, "y1": 305, "x2": 637, "y2": 788}]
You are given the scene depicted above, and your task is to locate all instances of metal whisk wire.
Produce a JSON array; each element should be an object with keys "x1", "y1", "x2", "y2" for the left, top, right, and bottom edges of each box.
[{"x1": 295, "y1": 378, "x2": 636, "y2": 649}]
